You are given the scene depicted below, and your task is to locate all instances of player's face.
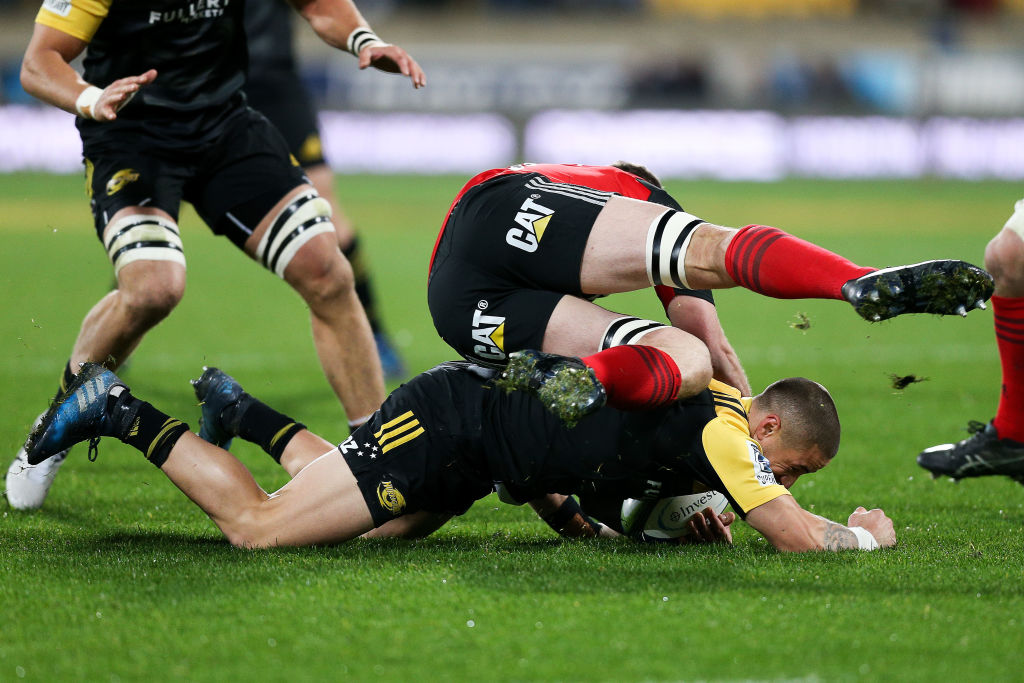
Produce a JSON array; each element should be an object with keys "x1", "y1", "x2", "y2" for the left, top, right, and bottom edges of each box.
[{"x1": 768, "y1": 446, "x2": 829, "y2": 489}]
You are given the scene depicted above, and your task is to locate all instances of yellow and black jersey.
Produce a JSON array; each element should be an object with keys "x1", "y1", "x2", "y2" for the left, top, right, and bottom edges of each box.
[
  {"x1": 37, "y1": 0, "x2": 246, "y2": 118},
  {"x1": 482, "y1": 376, "x2": 791, "y2": 519},
  {"x1": 341, "y1": 362, "x2": 791, "y2": 526}
]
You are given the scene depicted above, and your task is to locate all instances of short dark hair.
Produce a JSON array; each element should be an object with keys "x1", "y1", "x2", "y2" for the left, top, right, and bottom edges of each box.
[
  {"x1": 611, "y1": 161, "x2": 662, "y2": 188},
  {"x1": 756, "y1": 378, "x2": 841, "y2": 459}
]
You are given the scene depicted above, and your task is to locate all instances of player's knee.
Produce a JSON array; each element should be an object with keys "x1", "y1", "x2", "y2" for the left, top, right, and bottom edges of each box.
[
  {"x1": 984, "y1": 229, "x2": 1024, "y2": 289},
  {"x1": 221, "y1": 507, "x2": 277, "y2": 549},
  {"x1": 287, "y1": 242, "x2": 355, "y2": 309},
  {"x1": 255, "y1": 191, "x2": 336, "y2": 279},
  {"x1": 117, "y1": 271, "x2": 185, "y2": 327}
]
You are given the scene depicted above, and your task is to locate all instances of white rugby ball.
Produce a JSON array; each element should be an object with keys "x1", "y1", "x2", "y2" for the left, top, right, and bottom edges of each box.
[{"x1": 621, "y1": 490, "x2": 729, "y2": 539}]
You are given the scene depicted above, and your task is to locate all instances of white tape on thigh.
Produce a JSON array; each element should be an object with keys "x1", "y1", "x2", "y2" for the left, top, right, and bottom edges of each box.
[
  {"x1": 645, "y1": 209, "x2": 706, "y2": 289},
  {"x1": 256, "y1": 192, "x2": 334, "y2": 278},
  {"x1": 600, "y1": 316, "x2": 670, "y2": 351},
  {"x1": 1003, "y1": 198, "x2": 1024, "y2": 240},
  {"x1": 102, "y1": 214, "x2": 185, "y2": 275}
]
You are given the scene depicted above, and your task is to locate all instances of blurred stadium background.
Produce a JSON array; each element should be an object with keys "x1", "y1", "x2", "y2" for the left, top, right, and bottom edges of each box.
[{"x1": 0, "y1": 0, "x2": 1022, "y2": 178}]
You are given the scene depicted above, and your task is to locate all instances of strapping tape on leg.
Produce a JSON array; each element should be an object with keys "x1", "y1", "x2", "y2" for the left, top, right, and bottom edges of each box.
[
  {"x1": 256, "y1": 191, "x2": 335, "y2": 278},
  {"x1": 1004, "y1": 199, "x2": 1024, "y2": 240},
  {"x1": 103, "y1": 214, "x2": 185, "y2": 275},
  {"x1": 600, "y1": 316, "x2": 670, "y2": 351},
  {"x1": 645, "y1": 209, "x2": 705, "y2": 289}
]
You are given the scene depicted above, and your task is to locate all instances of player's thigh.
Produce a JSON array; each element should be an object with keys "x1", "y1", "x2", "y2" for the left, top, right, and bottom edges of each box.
[
  {"x1": 187, "y1": 107, "x2": 310, "y2": 256},
  {"x1": 427, "y1": 267, "x2": 563, "y2": 365},
  {"x1": 256, "y1": 449, "x2": 376, "y2": 546},
  {"x1": 84, "y1": 151, "x2": 190, "y2": 279},
  {"x1": 579, "y1": 195, "x2": 671, "y2": 293},
  {"x1": 543, "y1": 295, "x2": 713, "y2": 370}
]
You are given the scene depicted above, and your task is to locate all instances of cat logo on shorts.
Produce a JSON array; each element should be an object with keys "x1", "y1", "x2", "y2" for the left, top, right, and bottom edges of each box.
[
  {"x1": 377, "y1": 480, "x2": 407, "y2": 516},
  {"x1": 471, "y1": 308, "x2": 506, "y2": 362},
  {"x1": 506, "y1": 195, "x2": 554, "y2": 253},
  {"x1": 106, "y1": 168, "x2": 140, "y2": 196}
]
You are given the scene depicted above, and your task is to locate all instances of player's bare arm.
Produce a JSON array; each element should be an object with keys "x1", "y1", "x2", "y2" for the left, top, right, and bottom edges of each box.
[
  {"x1": 665, "y1": 295, "x2": 750, "y2": 395},
  {"x1": 745, "y1": 495, "x2": 895, "y2": 552},
  {"x1": 21, "y1": 24, "x2": 155, "y2": 121},
  {"x1": 288, "y1": 0, "x2": 425, "y2": 88}
]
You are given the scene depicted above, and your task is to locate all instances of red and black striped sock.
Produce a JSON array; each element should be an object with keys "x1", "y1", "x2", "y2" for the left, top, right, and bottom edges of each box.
[
  {"x1": 580, "y1": 345, "x2": 682, "y2": 411},
  {"x1": 992, "y1": 295, "x2": 1024, "y2": 442},
  {"x1": 724, "y1": 225, "x2": 875, "y2": 300}
]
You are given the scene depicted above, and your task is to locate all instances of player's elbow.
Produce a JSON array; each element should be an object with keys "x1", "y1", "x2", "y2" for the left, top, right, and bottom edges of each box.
[{"x1": 19, "y1": 57, "x2": 44, "y2": 100}]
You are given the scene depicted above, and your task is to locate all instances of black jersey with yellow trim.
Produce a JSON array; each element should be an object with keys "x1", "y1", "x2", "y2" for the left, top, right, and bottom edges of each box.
[
  {"x1": 37, "y1": 0, "x2": 247, "y2": 117},
  {"x1": 480, "y1": 371, "x2": 791, "y2": 517}
]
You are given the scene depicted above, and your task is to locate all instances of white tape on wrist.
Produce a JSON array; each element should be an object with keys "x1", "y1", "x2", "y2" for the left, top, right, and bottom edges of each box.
[
  {"x1": 75, "y1": 85, "x2": 103, "y2": 119},
  {"x1": 346, "y1": 27, "x2": 387, "y2": 55},
  {"x1": 849, "y1": 526, "x2": 879, "y2": 551}
]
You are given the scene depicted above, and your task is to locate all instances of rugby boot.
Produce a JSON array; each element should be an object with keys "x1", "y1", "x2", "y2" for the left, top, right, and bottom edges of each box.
[
  {"x1": 191, "y1": 367, "x2": 252, "y2": 449},
  {"x1": 6, "y1": 420, "x2": 68, "y2": 510},
  {"x1": 495, "y1": 350, "x2": 607, "y2": 427},
  {"x1": 917, "y1": 420, "x2": 1024, "y2": 483},
  {"x1": 24, "y1": 363, "x2": 136, "y2": 465},
  {"x1": 841, "y1": 260, "x2": 993, "y2": 322}
]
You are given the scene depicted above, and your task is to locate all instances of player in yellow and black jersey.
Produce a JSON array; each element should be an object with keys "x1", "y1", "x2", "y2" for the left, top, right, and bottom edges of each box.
[
  {"x1": 7, "y1": 0, "x2": 425, "y2": 511},
  {"x1": 24, "y1": 353, "x2": 895, "y2": 553}
]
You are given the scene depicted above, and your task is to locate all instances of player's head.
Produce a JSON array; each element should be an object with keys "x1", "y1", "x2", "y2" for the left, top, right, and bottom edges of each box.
[
  {"x1": 611, "y1": 161, "x2": 662, "y2": 188},
  {"x1": 748, "y1": 378, "x2": 841, "y2": 488}
]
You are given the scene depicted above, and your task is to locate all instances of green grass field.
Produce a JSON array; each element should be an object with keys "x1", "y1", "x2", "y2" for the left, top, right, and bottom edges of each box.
[{"x1": 2, "y1": 172, "x2": 1023, "y2": 681}]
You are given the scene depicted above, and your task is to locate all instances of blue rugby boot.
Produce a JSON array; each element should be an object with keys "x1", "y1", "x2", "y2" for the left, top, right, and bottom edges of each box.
[
  {"x1": 25, "y1": 363, "x2": 136, "y2": 465},
  {"x1": 841, "y1": 260, "x2": 993, "y2": 322},
  {"x1": 191, "y1": 367, "x2": 251, "y2": 449},
  {"x1": 495, "y1": 350, "x2": 607, "y2": 427},
  {"x1": 375, "y1": 332, "x2": 407, "y2": 381}
]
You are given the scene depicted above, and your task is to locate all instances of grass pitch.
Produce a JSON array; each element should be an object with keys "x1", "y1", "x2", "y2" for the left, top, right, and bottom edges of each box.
[{"x1": 1, "y1": 173, "x2": 1023, "y2": 681}]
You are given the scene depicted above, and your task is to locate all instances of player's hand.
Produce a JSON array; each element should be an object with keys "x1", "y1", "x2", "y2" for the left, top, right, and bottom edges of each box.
[
  {"x1": 358, "y1": 44, "x2": 425, "y2": 88},
  {"x1": 683, "y1": 507, "x2": 735, "y2": 545},
  {"x1": 848, "y1": 506, "x2": 896, "y2": 548},
  {"x1": 92, "y1": 69, "x2": 157, "y2": 121}
]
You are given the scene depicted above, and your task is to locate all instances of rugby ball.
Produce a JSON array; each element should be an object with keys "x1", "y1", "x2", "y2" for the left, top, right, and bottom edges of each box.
[{"x1": 621, "y1": 490, "x2": 730, "y2": 539}]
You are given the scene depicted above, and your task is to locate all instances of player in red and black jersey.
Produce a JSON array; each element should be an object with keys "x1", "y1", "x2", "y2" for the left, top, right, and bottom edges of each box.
[
  {"x1": 25, "y1": 355, "x2": 895, "y2": 552},
  {"x1": 428, "y1": 162, "x2": 994, "y2": 425},
  {"x1": 7, "y1": 0, "x2": 424, "y2": 510}
]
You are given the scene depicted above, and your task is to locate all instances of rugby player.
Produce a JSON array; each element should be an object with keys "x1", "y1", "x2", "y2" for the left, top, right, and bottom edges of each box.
[
  {"x1": 919, "y1": 199, "x2": 1024, "y2": 483},
  {"x1": 6, "y1": 0, "x2": 424, "y2": 510},
  {"x1": 428, "y1": 162, "x2": 995, "y2": 424},
  {"x1": 23, "y1": 359, "x2": 894, "y2": 552},
  {"x1": 244, "y1": 0, "x2": 406, "y2": 379}
]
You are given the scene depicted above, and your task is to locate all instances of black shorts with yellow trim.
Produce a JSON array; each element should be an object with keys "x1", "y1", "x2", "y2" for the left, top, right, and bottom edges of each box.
[
  {"x1": 244, "y1": 68, "x2": 326, "y2": 168},
  {"x1": 81, "y1": 96, "x2": 306, "y2": 249},
  {"x1": 338, "y1": 365, "x2": 495, "y2": 527},
  {"x1": 427, "y1": 172, "x2": 612, "y2": 367}
]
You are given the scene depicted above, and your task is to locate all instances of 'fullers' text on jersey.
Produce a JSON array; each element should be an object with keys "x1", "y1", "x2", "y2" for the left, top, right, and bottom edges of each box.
[{"x1": 149, "y1": 0, "x2": 229, "y2": 25}]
